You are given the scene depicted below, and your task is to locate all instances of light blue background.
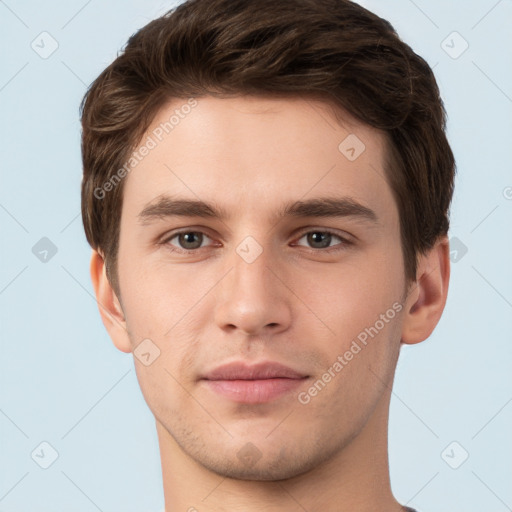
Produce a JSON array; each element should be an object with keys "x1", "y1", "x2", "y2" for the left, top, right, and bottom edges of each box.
[{"x1": 1, "y1": 1, "x2": 511, "y2": 511}]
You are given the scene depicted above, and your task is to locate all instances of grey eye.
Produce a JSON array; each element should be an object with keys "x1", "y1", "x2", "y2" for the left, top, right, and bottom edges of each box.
[
  {"x1": 169, "y1": 232, "x2": 209, "y2": 250},
  {"x1": 296, "y1": 231, "x2": 344, "y2": 249}
]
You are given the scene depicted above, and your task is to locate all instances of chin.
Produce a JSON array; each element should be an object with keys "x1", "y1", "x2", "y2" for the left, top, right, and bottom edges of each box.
[{"x1": 197, "y1": 452, "x2": 316, "y2": 482}]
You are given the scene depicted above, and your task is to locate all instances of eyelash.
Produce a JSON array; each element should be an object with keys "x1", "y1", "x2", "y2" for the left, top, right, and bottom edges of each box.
[{"x1": 159, "y1": 228, "x2": 353, "y2": 254}]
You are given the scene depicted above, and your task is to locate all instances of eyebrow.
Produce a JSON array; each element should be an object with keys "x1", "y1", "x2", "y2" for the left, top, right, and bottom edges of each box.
[{"x1": 137, "y1": 195, "x2": 378, "y2": 225}]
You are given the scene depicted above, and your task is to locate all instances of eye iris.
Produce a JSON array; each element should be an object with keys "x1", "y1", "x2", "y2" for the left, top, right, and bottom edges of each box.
[
  {"x1": 179, "y1": 232, "x2": 203, "y2": 249},
  {"x1": 307, "y1": 232, "x2": 331, "y2": 249}
]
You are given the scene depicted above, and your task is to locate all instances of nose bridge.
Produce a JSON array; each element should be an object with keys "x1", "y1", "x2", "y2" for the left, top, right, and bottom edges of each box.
[
  {"x1": 233, "y1": 238, "x2": 272, "y2": 291},
  {"x1": 213, "y1": 235, "x2": 292, "y2": 335}
]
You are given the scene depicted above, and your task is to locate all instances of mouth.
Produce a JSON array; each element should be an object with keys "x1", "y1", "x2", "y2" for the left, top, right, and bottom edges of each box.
[{"x1": 200, "y1": 361, "x2": 309, "y2": 404}]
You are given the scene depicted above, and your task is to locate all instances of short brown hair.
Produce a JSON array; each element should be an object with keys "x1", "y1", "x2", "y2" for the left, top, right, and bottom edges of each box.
[{"x1": 80, "y1": 0, "x2": 455, "y2": 295}]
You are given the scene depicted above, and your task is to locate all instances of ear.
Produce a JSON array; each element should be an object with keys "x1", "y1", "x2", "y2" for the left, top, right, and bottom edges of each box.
[
  {"x1": 401, "y1": 236, "x2": 450, "y2": 345},
  {"x1": 90, "y1": 250, "x2": 132, "y2": 353}
]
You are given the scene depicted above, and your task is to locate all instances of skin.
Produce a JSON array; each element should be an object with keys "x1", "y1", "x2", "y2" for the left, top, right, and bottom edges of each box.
[{"x1": 90, "y1": 95, "x2": 450, "y2": 512}]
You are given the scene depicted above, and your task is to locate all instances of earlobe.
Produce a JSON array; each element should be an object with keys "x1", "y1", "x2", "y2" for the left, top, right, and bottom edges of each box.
[
  {"x1": 89, "y1": 250, "x2": 132, "y2": 353},
  {"x1": 401, "y1": 236, "x2": 450, "y2": 345}
]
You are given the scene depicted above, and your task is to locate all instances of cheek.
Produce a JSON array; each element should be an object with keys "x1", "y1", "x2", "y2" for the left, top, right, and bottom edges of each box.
[
  {"x1": 298, "y1": 247, "x2": 404, "y2": 346},
  {"x1": 300, "y1": 260, "x2": 404, "y2": 416},
  {"x1": 119, "y1": 260, "x2": 205, "y2": 410},
  {"x1": 116, "y1": 238, "x2": 200, "y2": 334}
]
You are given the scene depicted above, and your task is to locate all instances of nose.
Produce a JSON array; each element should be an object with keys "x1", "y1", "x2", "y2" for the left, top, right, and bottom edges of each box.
[{"x1": 213, "y1": 243, "x2": 292, "y2": 337}]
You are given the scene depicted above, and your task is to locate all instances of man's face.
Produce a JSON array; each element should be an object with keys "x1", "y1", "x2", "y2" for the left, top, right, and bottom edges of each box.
[{"x1": 115, "y1": 95, "x2": 408, "y2": 480}]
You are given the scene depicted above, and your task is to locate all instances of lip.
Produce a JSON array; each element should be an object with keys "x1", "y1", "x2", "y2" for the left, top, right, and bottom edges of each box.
[{"x1": 201, "y1": 361, "x2": 309, "y2": 404}]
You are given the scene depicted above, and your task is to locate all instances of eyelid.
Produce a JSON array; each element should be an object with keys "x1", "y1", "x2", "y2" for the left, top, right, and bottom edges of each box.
[
  {"x1": 160, "y1": 228, "x2": 217, "y2": 250},
  {"x1": 291, "y1": 228, "x2": 353, "y2": 251},
  {"x1": 160, "y1": 226, "x2": 354, "y2": 254}
]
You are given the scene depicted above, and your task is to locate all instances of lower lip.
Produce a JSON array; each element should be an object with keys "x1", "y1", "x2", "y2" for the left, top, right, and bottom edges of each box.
[{"x1": 203, "y1": 378, "x2": 307, "y2": 404}]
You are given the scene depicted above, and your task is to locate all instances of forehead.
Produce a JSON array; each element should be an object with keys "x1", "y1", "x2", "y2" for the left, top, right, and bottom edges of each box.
[{"x1": 122, "y1": 95, "x2": 396, "y2": 224}]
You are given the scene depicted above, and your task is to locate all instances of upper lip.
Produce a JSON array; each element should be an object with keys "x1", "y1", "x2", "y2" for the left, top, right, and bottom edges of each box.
[{"x1": 202, "y1": 361, "x2": 307, "y2": 380}]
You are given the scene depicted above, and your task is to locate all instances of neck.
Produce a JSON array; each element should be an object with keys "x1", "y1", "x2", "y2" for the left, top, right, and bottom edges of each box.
[{"x1": 157, "y1": 385, "x2": 406, "y2": 512}]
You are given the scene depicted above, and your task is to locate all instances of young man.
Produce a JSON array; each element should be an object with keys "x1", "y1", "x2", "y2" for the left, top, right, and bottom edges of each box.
[{"x1": 81, "y1": 0, "x2": 454, "y2": 510}]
